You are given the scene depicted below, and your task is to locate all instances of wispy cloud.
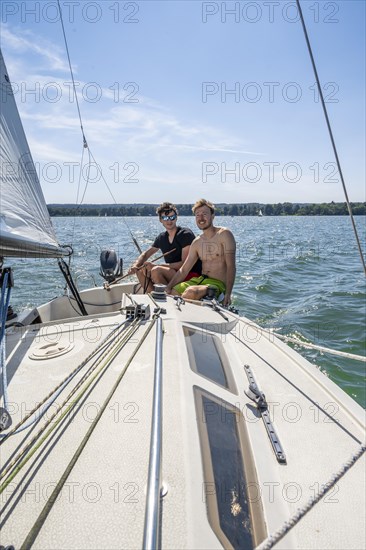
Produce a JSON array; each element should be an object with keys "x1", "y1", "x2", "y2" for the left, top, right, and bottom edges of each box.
[
  {"x1": 1, "y1": 26, "x2": 72, "y2": 73},
  {"x1": 168, "y1": 144, "x2": 264, "y2": 155},
  {"x1": 2, "y1": 24, "x2": 264, "y2": 202}
]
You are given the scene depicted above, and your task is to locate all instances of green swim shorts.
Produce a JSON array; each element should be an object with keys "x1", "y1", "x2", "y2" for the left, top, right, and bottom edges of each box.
[{"x1": 173, "y1": 275, "x2": 226, "y2": 298}]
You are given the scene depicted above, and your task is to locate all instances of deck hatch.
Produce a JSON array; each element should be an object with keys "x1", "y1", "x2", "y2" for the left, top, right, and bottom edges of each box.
[
  {"x1": 194, "y1": 387, "x2": 266, "y2": 549},
  {"x1": 183, "y1": 326, "x2": 237, "y2": 393}
]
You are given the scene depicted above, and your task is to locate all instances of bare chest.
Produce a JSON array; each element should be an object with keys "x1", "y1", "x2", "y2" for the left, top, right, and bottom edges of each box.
[{"x1": 199, "y1": 237, "x2": 224, "y2": 263}]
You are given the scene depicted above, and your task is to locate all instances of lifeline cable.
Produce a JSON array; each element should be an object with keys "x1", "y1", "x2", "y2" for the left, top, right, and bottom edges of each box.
[
  {"x1": 271, "y1": 332, "x2": 366, "y2": 362},
  {"x1": 255, "y1": 444, "x2": 366, "y2": 550},
  {"x1": 210, "y1": 302, "x2": 366, "y2": 362}
]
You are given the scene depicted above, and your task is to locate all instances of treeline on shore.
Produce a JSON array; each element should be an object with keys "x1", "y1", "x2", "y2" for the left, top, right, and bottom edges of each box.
[{"x1": 48, "y1": 202, "x2": 366, "y2": 217}]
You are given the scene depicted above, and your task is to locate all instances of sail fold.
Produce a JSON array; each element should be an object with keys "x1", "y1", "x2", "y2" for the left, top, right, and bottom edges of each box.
[{"x1": 0, "y1": 50, "x2": 70, "y2": 258}]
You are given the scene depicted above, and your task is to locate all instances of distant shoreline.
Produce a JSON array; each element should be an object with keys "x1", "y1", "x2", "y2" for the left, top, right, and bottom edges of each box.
[{"x1": 48, "y1": 202, "x2": 366, "y2": 217}]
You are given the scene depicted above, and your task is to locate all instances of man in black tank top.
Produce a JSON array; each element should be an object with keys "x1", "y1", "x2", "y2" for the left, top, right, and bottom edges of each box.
[{"x1": 129, "y1": 202, "x2": 201, "y2": 292}]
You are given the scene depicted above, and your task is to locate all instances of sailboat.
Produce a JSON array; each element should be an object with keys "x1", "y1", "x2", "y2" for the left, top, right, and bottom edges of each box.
[{"x1": 0, "y1": 28, "x2": 365, "y2": 550}]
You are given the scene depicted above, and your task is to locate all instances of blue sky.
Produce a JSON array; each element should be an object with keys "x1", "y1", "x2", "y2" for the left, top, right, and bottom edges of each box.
[{"x1": 1, "y1": 0, "x2": 365, "y2": 204}]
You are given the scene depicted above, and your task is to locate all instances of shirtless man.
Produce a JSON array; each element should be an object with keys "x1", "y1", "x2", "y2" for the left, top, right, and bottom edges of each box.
[{"x1": 165, "y1": 199, "x2": 236, "y2": 306}]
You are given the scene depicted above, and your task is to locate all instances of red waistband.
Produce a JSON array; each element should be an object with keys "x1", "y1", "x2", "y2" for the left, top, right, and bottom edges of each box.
[{"x1": 183, "y1": 272, "x2": 200, "y2": 281}]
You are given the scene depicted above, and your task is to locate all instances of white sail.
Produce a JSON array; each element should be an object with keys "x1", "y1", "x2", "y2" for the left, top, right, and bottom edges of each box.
[{"x1": 0, "y1": 50, "x2": 69, "y2": 258}]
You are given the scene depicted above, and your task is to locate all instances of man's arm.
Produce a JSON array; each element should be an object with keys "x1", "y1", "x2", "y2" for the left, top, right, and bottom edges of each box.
[
  {"x1": 166, "y1": 227, "x2": 196, "y2": 271},
  {"x1": 166, "y1": 243, "x2": 199, "y2": 293},
  {"x1": 222, "y1": 230, "x2": 236, "y2": 306},
  {"x1": 128, "y1": 246, "x2": 158, "y2": 274},
  {"x1": 164, "y1": 245, "x2": 190, "y2": 271}
]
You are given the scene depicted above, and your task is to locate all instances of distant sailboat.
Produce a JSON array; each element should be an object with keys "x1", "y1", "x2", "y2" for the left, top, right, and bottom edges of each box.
[{"x1": 258, "y1": 209, "x2": 263, "y2": 216}]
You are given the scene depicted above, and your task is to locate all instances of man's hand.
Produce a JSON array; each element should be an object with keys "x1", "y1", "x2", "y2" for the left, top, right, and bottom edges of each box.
[
  {"x1": 143, "y1": 261, "x2": 154, "y2": 271},
  {"x1": 128, "y1": 264, "x2": 139, "y2": 275},
  {"x1": 129, "y1": 261, "x2": 153, "y2": 275},
  {"x1": 222, "y1": 293, "x2": 231, "y2": 307}
]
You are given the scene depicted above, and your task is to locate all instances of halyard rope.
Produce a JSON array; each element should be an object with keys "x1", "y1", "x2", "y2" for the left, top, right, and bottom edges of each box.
[
  {"x1": 19, "y1": 317, "x2": 157, "y2": 550},
  {"x1": 255, "y1": 444, "x2": 366, "y2": 550},
  {"x1": 0, "y1": 319, "x2": 142, "y2": 489},
  {"x1": 0, "y1": 319, "x2": 130, "y2": 441}
]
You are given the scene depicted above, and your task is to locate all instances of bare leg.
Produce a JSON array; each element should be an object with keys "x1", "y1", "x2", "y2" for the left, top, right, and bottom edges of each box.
[
  {"x1": 136, "y1": 267, "x2": 154, "y2": 293},
  {"x1": 182, "y1": 285, "x2": 208, "y2": 301},
  {"x1": 151, "y1": 265, "x2": 177, "y2": 285}
]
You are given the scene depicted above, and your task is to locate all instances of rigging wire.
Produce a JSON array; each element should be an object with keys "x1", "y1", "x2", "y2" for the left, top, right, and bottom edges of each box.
[
  {"x1": 57, "y1": 0, "x2": 87, "y2": 149},
  {"x1": 58, "y1": 259, "x2": 88, "y2": 316},
  {"x1": 0, "y1": 271, "x2": 12, "y2": 422},
  {"x1": 75, "y1": 145, "x2": 86, "y2": 206},
  {"x1": 296, "y1": 0, "x2": 366, "y2": 276},
  {"x1": 57, "y1": 0, "x2": 142, "y2": 255},
  {"x1": 71, "y1": 143, "x2": 88, "y2": 245}
]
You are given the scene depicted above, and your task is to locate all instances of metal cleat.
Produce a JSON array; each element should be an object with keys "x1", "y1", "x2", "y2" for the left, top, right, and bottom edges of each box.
[{"x1": 125, "y1": 304, "x2": 150, "y2": 321}]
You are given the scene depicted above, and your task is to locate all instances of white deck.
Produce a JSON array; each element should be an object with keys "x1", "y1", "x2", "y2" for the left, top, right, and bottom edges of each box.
[{"x1": 1, "y1": 286, "x2": 365, "y2": 549}]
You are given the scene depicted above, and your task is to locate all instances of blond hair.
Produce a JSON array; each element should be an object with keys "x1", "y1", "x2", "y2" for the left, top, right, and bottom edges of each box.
[{"x1": 192, "y1": 198, "x2": 215, "y2": 214}]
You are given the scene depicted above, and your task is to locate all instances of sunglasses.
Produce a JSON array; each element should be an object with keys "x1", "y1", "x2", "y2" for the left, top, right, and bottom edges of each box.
[{"x1": 161, "y1": 214, "x2": 177, "y2": 221}]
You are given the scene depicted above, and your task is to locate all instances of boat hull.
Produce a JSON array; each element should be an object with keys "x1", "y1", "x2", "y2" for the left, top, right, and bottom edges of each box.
[{"x1": 1, "y1": 285, "x2": 365, "y2": 549}]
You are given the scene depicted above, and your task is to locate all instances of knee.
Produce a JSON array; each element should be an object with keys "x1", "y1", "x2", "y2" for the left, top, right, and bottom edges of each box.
[
  {"x1": 182, "y1": 285, "x2": 207, "y2": 301},
  {"x1": 151, "y1": 265, "x2": 166, "y2": 279}
]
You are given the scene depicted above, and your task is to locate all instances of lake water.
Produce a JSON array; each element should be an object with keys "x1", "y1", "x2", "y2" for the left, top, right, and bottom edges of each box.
[{"x1": 6, "y1": 215, "x2": 366, "y2": 408}]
